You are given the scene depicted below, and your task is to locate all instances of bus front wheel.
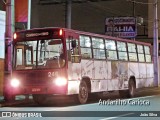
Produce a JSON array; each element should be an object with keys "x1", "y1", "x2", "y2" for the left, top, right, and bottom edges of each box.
[
  {"x1": 4, "y1": 90, "x2": 15, "y2": 102},
  {"x1": 33, "y1": 94, "x2": 48, "y2": 105},
  {"x1": 4, "y1": 93, "x2": 15, "y2": 102},
  {"x1": 78, "y1": 81, "x2": 89, "y2": 104}
]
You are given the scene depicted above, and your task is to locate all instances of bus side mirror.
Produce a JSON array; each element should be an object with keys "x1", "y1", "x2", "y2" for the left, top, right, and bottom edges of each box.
[{"x1": 71, "y1": 40, "x2": 76, "y2": 48}]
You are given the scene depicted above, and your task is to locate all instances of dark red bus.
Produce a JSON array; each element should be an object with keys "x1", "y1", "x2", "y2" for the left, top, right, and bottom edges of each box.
[{"x1": 4, "y1": 27, "x2": 153, "y2": 104}]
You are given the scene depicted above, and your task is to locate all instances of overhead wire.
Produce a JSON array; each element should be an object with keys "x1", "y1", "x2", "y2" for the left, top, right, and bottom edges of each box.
[
  {"x1": 87, "y1": 0, "x2": 160, "y2": 30},
  {"x1": 88, "y1": 1, "x2": 131, "y2": 16},
  {"x1": 126, "y1": 0, "x2": 155, "y2": 5},
  {"x1": 126, "y1": 0, "x2": 160, "y2": 30},
  {"x1": 2, "y1": 0, "x2": 6, "y2": 4}
]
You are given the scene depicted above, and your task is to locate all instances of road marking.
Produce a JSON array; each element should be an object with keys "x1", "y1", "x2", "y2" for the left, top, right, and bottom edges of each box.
[
  {"x1": 99, "y1": 112, "x2": 135, "y2": 120},
  {"x1": 125, "y1": 95, "x2": 159, "y2": 100},
  {"x1": 138, "y1": 88, "x2": 160, "y2": 93}
]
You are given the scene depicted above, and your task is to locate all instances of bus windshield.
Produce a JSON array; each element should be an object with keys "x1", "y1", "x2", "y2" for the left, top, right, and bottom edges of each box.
[{"x1": 14, "y1": 39, "x2": 65, "y2": 70}]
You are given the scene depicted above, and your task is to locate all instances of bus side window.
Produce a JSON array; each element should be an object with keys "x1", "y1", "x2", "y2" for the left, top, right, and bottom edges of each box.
[
  {"x1": 80, "y1": 35, "x2": 92, "y2": 59},
  {"x1": 144, "y1": 46, "x2": 151, "y2": 62},
  {"x1": 71, "y1": 40, "x2": 81, "y2": 63},
  {"x1": 66, "y1": 38, "x2": 72, "y2": 61},
  {"x1": 66, "y1": 37, "x2": 81, "y2": 63}
]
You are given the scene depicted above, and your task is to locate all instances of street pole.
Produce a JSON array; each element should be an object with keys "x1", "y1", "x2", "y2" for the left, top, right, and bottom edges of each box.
[
  {"x1": 4, "y1": 0, "x2": 15, "y2": 100},
  {"x1": 153, "y1": 0, "x2": 159, "y2": 87},
  {"x1": 65, "y1": 0, "x2": 72, "y2": 29},
  {"x1": 5, "y1": 0, "x2": 14, "y2": 74},
  {"x1": 27, "y1": 0, "x2": 31, "y2": 29},
  {"x1": 133, "y1": 1, "x2": 135, "y2": 17}
]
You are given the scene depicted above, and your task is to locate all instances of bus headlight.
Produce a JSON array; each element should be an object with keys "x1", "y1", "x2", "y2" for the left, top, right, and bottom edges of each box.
[
  {"x1": 54, "y1": 77, "x2": 67, "y2": 86},
  {"x1": 10, "y1": 79, "x2": 20, "y2": 88}
]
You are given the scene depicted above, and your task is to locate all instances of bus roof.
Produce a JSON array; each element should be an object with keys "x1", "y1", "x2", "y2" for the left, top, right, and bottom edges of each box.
[{"x1": 15, "y1": 27, "x2": 151, "y2": 46}]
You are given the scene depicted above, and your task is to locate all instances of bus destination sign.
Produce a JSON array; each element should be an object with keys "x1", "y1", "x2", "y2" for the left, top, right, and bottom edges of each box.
[
  {"x1": 23, "y1": 29, "x2": 54, "y2": 40},
  {"x1": 26, "y1": 32, "x2": 49, "y2": 38}
]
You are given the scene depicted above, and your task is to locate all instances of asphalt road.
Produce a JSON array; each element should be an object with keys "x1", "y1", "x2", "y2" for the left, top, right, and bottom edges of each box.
[{"x1": 0, "y1": 87, "x2": 160, "y2": 120}]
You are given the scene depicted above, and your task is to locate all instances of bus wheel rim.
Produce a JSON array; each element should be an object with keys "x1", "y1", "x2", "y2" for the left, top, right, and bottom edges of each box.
[{"x1": 80, "y1": 86, "x2": 87, "y2": 99}]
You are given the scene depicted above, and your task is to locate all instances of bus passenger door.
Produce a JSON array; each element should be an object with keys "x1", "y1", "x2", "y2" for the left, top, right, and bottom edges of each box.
[
  {"x1": 16, "y1": 45, "x2": 25, "y2": 69},
  {"x1": 66, "y1": 37, "x2": 81, "y2": 94},
  {"x1": 15, "y1": 45, "x2": 33, "y2": 69}
]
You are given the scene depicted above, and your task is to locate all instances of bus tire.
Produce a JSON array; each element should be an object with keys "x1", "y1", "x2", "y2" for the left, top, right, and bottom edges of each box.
[
  {"x1": 4, "y1": 90, "x2": 15, "y2": 102},
  {"x1": 78, "y1": 80, "x2": 89, "y2": 104},
  {"x1": 33, "y1": 94, "x2": 48, "y2": 105},
  {"x1": 119, "y1": 79, "x2": 136, "y2": 98},
  {"x1": 127, "y1": 79, "x2": 136, "y2": 98},
  {"x1": 4, "y1": 94, "x2": 15, "y2": 102}
]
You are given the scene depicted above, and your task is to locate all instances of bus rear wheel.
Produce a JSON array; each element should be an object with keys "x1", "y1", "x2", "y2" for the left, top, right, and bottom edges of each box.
[
  {"x1": 78, "y1": 81, "x2": 89, "y2": 104},
  {"x1": 128, "y1": 80, "x2": 136, "y2": 97},
  {"x1": 119, "y1": 80, "x2": 136, "y2": 98}
]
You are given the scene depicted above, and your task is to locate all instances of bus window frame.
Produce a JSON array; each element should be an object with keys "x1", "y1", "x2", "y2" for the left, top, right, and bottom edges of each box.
[
  {"x1": 13, "y1": 38, "x2": 67, "y2": 70},
  {"x1": 116, "y1": 41, "x2": 128, "y2": 61},
  {"x1": 137, "y1": 44, "x2": 145, "y2": 63},
  {"x1": 67, "y1": 36, "x2": 81, "y2": 63},
  {"x1": 91, "y1": 37, "x2": 106, "y2": 60},
  {"x1": 105, "y1": 39, "x2": 118, "y2": 61},
  {"x1": 144, "y1": 45, "x2": 152, "y2": 63},
  {"x1": 79, "y1": 35, "x2": 92, "y2": 60},
  {"x1": 127, "y1": 42, "x2": 138, "y2": 62}
]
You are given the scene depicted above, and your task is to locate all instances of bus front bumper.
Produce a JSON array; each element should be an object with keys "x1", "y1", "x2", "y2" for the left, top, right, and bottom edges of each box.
[{"x1": 8, "y1": 85, "x2": 67, "y2": 95}]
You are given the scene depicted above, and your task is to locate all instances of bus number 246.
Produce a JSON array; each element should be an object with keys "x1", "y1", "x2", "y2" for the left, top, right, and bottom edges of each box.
[{"x1": 48, "y1": 72, "x2": 58, "y2": 77}]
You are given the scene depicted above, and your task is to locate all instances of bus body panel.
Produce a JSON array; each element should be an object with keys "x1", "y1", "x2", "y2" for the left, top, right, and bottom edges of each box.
[
  {"x1": 128, "y1": 62, "x2": 154, "y2": 88},
  {"x1": 128, "y1": 63, "x2": 139, "y2": 79},
  {"x1": 137, "y1": 63, "x2": 148, "y2": 88},
  {"x1": 68, "y1": 59, "x2": 131, "y2": 94},
  {"x1": 67, "y1": 61, "x2": 154, "y2": 95},
  {"x1": 146, "y1": 63, "x2": 154, "y2": 87},
  {"x1": 9, "y1": 68, "x2": 68, "y2": 95},
  {"x1": 67, "y1": 61, "x2": 81, "y2": 94},
  {"x1": 0, "y1": 59, "x2": 4, "y2": 96}
]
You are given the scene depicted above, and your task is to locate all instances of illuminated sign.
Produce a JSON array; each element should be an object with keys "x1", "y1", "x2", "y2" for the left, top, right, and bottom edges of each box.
[
  {"x1": 26, "y1": 32, "x2": 49, "y2": 38},
  {"x1": 14, "y1": 29, "x2": 62, "y2": 41},
  {"x1": 105, "y1": 17, "x2": 137, "y2": 38}
]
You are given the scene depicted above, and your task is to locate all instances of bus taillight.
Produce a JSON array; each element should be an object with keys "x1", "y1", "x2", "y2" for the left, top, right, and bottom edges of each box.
[
  {"x1": 13, "y1": 33, "x2": 17, "y2": 39},
  {"x1": 59, "y1": 29, "x2": 63, "y2": 36}
]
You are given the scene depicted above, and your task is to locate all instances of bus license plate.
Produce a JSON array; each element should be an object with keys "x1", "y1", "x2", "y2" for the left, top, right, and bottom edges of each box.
[{"x1": 32, "y1": 88, "x2": 41, "y2": 92}]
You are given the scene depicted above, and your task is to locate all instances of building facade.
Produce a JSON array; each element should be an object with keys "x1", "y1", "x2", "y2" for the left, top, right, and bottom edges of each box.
[{"x1": 0, "y1": 0, "x2": 159, "y2": 42}]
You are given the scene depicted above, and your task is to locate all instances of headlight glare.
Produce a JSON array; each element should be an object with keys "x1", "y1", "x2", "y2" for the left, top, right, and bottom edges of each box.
[
  {"x1": 54, "y1": 77, "x2": 67, "y2": 86},
  {"x1": 10, "y1": 78, "x2": 20, "y2": 88}
]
